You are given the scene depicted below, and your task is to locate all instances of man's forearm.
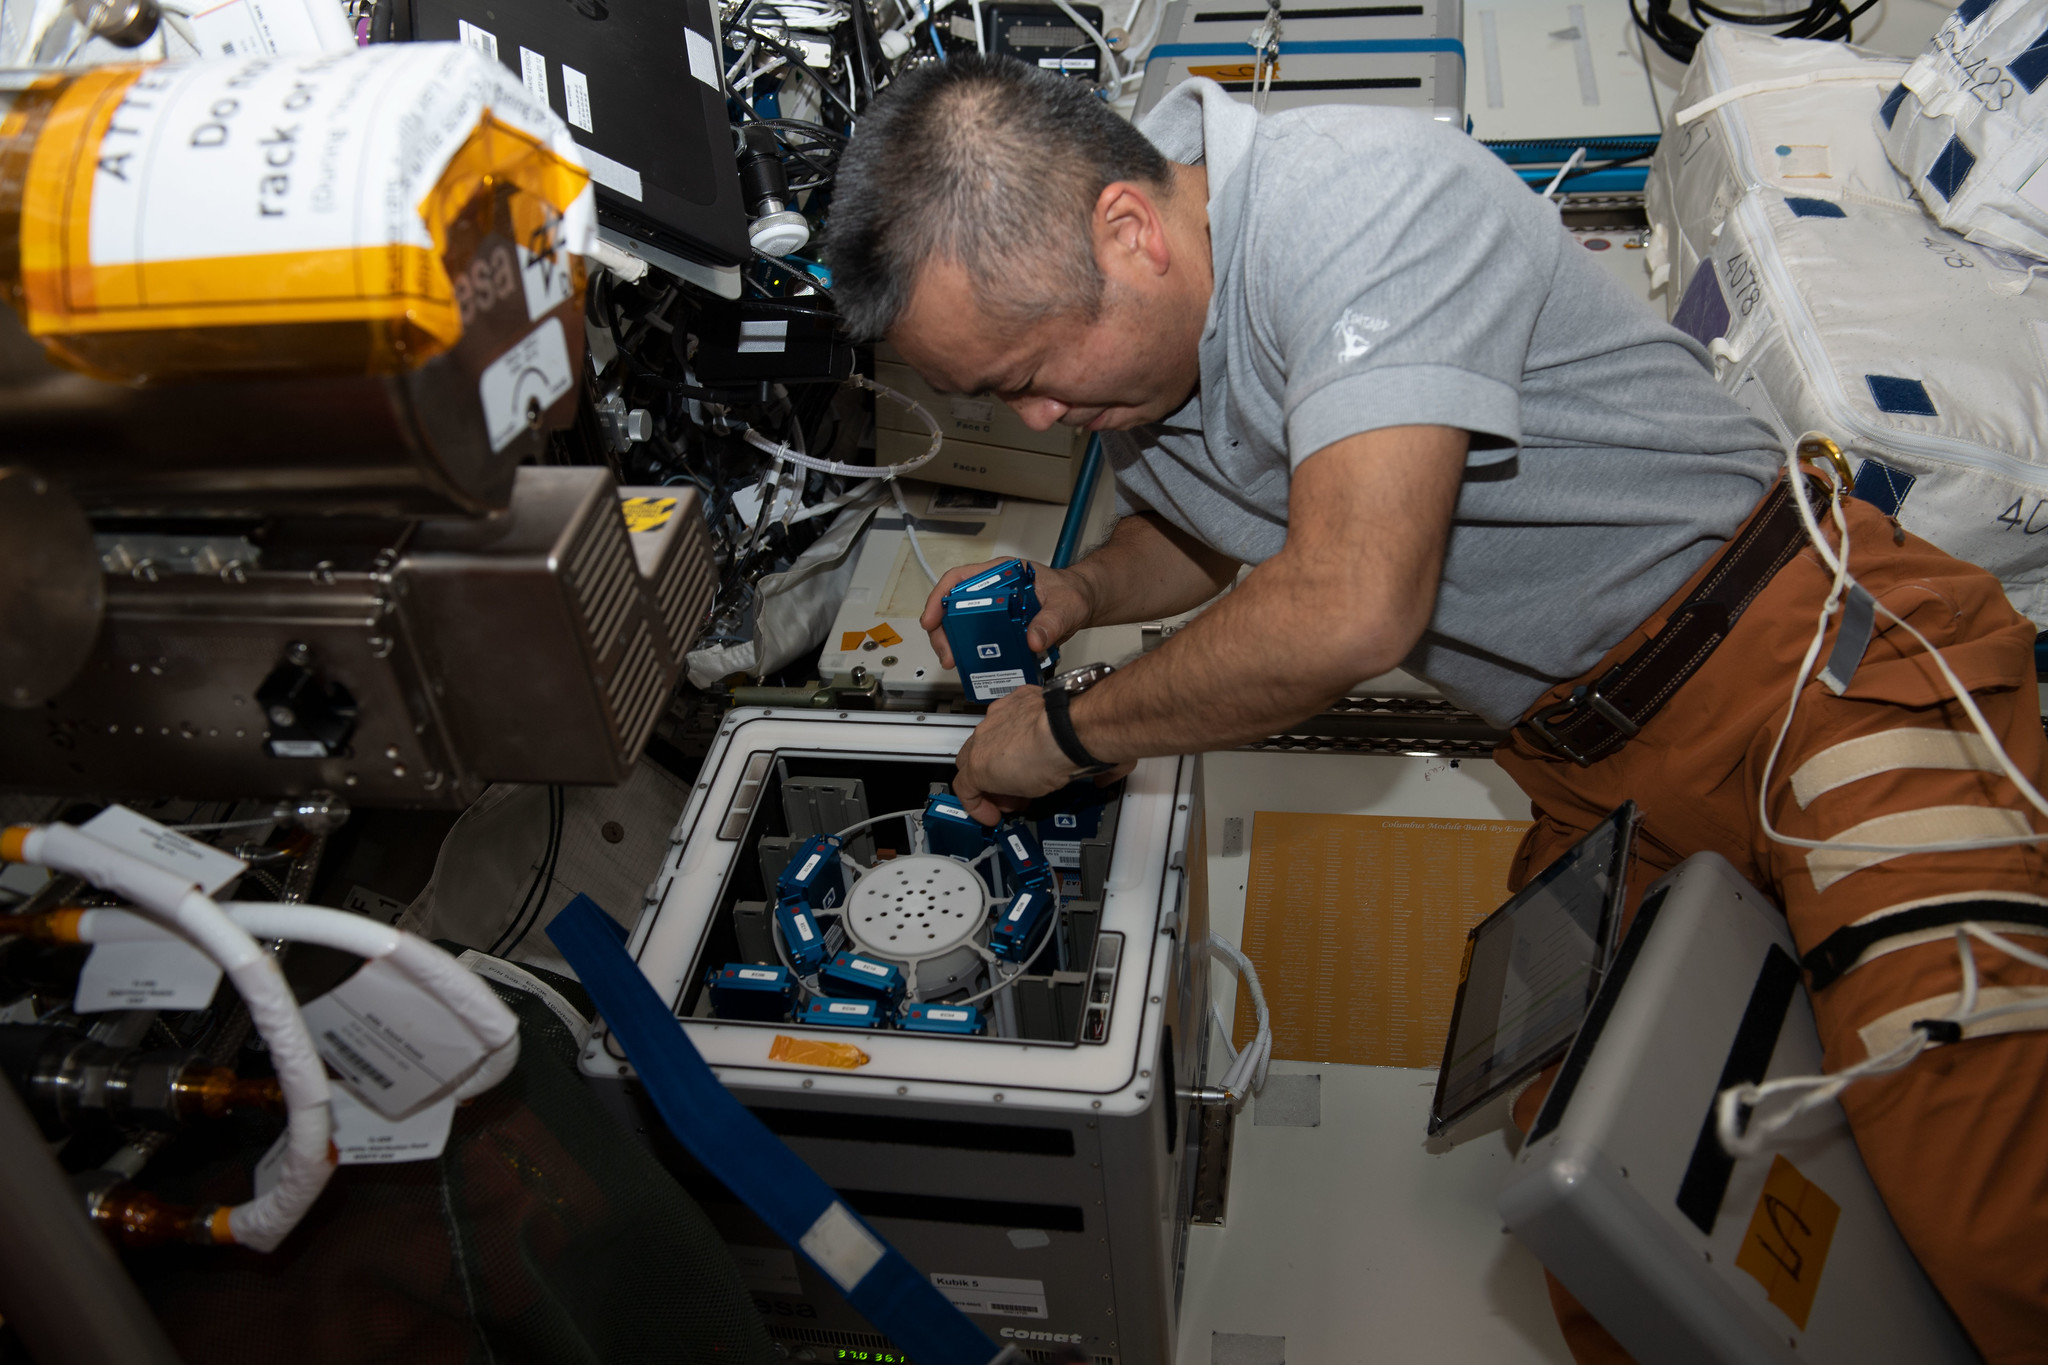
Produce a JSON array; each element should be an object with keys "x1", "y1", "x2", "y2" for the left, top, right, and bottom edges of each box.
[
  {"x1": 1067, "y1": 552, "x2": 1387, "y2": 758},
  {"x1": 1066, "y1": 428, "x2": 1466, "y2": 761},
  {"x1": 1066, "y1": 512, "x2": 1239, "y2": 631}
]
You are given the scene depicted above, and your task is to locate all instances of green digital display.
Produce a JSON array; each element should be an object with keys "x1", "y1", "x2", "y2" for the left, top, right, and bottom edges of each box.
[{"x1": 834, "y1": 1352, "x2": 908, "y2": 1363}]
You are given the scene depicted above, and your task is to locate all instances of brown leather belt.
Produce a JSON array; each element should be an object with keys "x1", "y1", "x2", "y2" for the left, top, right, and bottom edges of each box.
[{"x1": 1516, "y1": 475, "x2": 1826, "y2": 767}]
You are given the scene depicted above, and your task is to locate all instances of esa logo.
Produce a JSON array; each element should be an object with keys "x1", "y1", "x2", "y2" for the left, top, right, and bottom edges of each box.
[
  {"x1": 999, "y1": 1328, "x2": 1083, "y2": 1344},
  {"x1": 976, "y1": 643, "x2": 1002, "y2": 659}
]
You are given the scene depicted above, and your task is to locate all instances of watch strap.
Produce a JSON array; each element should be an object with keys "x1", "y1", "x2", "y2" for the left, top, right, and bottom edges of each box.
[{"x1": 1042, "y1": 685, "x2": 1112, "y2": 774}]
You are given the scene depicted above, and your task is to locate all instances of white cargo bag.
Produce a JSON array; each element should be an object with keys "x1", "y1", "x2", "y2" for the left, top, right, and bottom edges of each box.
[
  {"x1": 1667, "y1": 185, "x2": 2048, "y2": 624},
  {"x1": 1644, "y1": 26, "x2": 1913, "y2": 300},
  {"x1": 1880, "y1": 0, "x2": 2048, "y2": 262}
]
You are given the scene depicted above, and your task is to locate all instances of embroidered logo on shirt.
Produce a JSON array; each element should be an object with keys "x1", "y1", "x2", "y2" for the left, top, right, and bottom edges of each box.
[{"x1": 1333, "y1": 308, "x2": 1390, "y2": 361}]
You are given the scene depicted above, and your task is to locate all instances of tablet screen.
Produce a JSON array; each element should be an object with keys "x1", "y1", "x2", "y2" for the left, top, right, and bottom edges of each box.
[{"x1": 1429, "y1": 804, "x2": 1634, "y2": 1134}]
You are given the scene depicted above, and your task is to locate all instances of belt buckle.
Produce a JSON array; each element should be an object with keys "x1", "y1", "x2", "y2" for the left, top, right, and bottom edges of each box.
[{"x1": 1520, "y1": 670, "x2": 1639, "y2": 768}]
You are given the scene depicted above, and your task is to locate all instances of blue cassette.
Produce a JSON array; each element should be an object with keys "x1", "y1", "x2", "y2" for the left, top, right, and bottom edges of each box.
[
  {"x1": 775, "y1": 894, "x2": 829, "y2": 975},
  {"x1": 706, "y1": 962, "x2": 796, "y2": 1021},
  {"x1": 990, "y1": 880, "x2": 1055, "y2": 963},
  {"x1": 776, "y1": 834, "x2": 846, "y2": 911},
  {"x1": 923, "y1": 792, "x2": 991, "y2": 863},
  {"x1": 941, "y1": 560, "x2": 1043, "y2": 703},
  {"x1": 799, "y1": 996, "x2": 886, "y2": 1029},
  {"x1": 900, "y1": 1002, "x2": 983, "y2": 1035},
  {"x1": 822, "y1": 951, "x2": 906, "y2": 1004},
  {"x1": 996, "y1": 821, "x2": 1052, "y2": 888}
]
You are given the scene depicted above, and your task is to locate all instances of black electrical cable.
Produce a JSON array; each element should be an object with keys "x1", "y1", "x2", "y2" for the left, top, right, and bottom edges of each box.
[
  {"x1": 848, "y1": 0, "x2": 881, "y2": 104},
  {"x1": 1630, "y1": 0, "x2": 1876, "y2": 64},
  {"x1": 489, "y1": 785, "x2": 564, "y2": 957},
  {"x1": 1557, "y1": 147, "x2": 1656, "y2": 187}
]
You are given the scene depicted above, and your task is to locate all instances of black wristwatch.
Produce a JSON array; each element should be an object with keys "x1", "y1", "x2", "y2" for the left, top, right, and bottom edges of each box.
[{"x1": 1041, "y1": 664, "x2": 1117, "y2": 776}]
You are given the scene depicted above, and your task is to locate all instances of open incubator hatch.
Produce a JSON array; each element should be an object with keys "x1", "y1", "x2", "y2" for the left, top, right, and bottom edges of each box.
[{"x1": 579, "y1": 710, "x2": 1215, "y2": 1363}]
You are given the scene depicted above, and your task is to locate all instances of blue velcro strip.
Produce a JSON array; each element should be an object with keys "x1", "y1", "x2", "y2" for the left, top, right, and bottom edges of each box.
[
  {"x1": 1926, "y1": 136, "x2": 1978, "y2": 200},
  {"x1": 1852, "y1": 458, "x2": 1918, "y2": 516},
  {"x1": 1786, "y1": 197, "x2": 1847, "y2": 218},
  {"x1": 1864, "y1": 375, "x2": 1939, "y2": 417},
  {"x1": 1956, "y1": 0, "x2": 1996, "y2": 23},
  {"x1": 546, "y1": 895, "x2": 1002, "y2": 1365},
  {"x1": 2013, "y1": 29, "x2": 2048, "y2": 92},
  {"x1": 1671, "y1": 259, "x2": 1732, "y2": 346},
  {"x1": 1879, "y1": 82, "x2": 1909, "y2": 128}
]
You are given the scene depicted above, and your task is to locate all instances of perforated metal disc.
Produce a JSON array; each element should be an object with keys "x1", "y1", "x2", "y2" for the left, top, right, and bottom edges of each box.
[{"x1": 843, "y1": 854, "x2": 987, "y2": 961}]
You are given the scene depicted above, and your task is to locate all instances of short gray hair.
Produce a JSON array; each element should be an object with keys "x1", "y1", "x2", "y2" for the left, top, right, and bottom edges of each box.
[{"x1": 824, "y1": 55, "x2": 1174, "y2": 340}]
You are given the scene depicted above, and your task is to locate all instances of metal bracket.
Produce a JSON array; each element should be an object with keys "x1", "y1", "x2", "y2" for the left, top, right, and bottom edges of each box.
[{"x1": 1189, "y1": 1086, "x2": 1238, "y2": 1226}]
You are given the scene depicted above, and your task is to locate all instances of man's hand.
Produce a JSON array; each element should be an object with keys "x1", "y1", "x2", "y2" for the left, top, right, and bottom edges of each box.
[
  {"x1": 950, "y1": 687, "x2": 1133, "y2": 824},
  {"x1": 920, "y1": 559, "x2": 1097, "y2": 669}
]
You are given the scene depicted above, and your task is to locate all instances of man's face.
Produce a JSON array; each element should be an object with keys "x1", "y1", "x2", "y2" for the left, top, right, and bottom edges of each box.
[{"x1": 887, "y1": 255, "x2": 1202, "y2": 434}]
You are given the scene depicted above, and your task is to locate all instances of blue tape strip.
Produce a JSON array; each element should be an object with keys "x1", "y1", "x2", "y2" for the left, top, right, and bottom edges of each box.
[
  {"x1": 1147, "y1": 37, "x2": 1465, "y2": 64},
  {"x1": 546, "y1": 895, "x2": 1004, "y2": 1365}
]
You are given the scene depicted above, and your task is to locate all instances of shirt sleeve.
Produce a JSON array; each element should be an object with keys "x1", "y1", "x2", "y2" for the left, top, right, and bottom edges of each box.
[{"x1": 1243, "y1": 112, "x2": 1563, "y2": 467}]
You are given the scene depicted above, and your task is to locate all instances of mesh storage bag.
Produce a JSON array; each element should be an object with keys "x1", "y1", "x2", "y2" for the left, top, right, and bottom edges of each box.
[{"x1": 125, "y1": 970, "x2": 777, "y2": 1365}]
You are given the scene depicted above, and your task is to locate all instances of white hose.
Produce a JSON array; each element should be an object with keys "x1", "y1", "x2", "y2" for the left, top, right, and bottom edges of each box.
[
  {"x1": 14, "y1": 825, "x2": 333, "y2": 1253},
  {"x1": 75, "y1": 904, "x2": 522, "y2": 1101},
  {"x1": 1208, "y1": 934, "x2": 1272, "y2": 1105},
  {"x1": 742, "y1": 374, "x2": 942, "y2": 480}
]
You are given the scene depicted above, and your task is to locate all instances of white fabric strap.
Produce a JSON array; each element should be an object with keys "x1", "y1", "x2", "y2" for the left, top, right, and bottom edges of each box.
[
  {"x1": 1791, "y1": 728, "x2": 2003, "y2": 809},
  {"x1": 1858, "y1": 985, "x2": 2048, "y2": 1059},
  {"x1": 1806, "y1": 806, "x2": 2033, "y2": 892},
  {"x1": 1675, "y1": 67, "x2": 1907, "y2": 127}
]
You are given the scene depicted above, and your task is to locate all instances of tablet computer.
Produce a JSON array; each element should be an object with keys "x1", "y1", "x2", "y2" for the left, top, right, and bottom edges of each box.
[{"x1": 1429, "y1": 802, "x2": 1636, "y2": 1135}]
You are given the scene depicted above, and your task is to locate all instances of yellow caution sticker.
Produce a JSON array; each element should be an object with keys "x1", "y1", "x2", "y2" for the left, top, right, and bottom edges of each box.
[
  {"x1": 867, "y1": 623, "x2": 904, "y2": 648},
  {"x1": 1734, "y1": 1154, "x2": 1841, "y2": 1330},
  {"x1": 1187, "y1": 62, "x2": 1272, "y2": 81},
  {"x1": 768, "y1": 1035, "x2": 870, "y2": 1070},
  {"x1": 839, "y1": 631, "x2": 869, "y2": 653},
  {"x1": 621, "y1": 496, "x2": 677, "y2": 533},
  {"x1": 9, "y1": 46, "x2": 593, "y2": 381}
]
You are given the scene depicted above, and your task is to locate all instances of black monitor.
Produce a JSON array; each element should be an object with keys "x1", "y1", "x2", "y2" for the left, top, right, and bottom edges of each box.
[
  {"x1": 1429, "y1": 802, "x2": 1637, "y2": 1135},
  {"x1": 406, "y1": 0, "x2": 750, "y2": 270}
]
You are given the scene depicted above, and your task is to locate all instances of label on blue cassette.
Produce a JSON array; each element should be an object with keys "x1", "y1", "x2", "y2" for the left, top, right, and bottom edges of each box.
[{"x1": 799, "y1": 996, "x2": 885, "y2": 1029}]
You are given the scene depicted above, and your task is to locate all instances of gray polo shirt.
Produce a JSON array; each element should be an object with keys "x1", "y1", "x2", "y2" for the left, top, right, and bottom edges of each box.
[{"x1": 1108, "y1": 81, "x2": 1783, "y2": 728}]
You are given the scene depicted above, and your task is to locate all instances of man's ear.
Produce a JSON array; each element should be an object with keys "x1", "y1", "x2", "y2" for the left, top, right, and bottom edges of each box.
[{"x1": 1095, "y1": 180, "x2": 1172, "y2": 277}]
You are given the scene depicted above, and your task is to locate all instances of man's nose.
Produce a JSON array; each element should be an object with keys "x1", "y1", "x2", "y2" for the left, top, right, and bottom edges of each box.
[{"x1": 1006, "y1": 396, "x2": 1069, "y2": 431}]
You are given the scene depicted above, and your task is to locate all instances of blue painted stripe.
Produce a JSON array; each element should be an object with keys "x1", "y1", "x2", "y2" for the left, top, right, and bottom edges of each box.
[
  {"x1": 1147, "y1": 37, "x2": 1465, "y2": 64},
  {"x1": 547, "y1": 896, "x2": 1005, "y2": 1365},
  {"x1": 1512, "y1": 166, "x2": 1650, "y2": 193}
]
